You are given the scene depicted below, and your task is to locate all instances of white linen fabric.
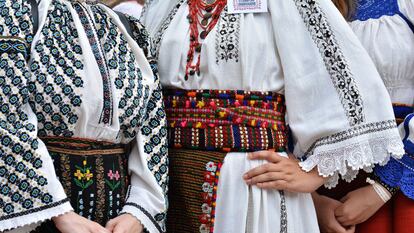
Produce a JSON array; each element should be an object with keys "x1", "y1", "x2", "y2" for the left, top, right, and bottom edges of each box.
[
  {"x1": 0, "y1": 0, "x2": 167, "y2": 232},
  {"x1": 349, "y1": 0, "x2": 414, "y2": 106},
  {"x1": 113, "y1": 1, "x2": 143, "y2": 19},
  {"x1": 214, "y1": 152, "x2": 319, "y2": 233},
  {"x1": 350, "y1": 0, "x2": 414, "y2": 143},
  {"x1": 142, "y1": 0, "x2": 405, "y2": 232}
]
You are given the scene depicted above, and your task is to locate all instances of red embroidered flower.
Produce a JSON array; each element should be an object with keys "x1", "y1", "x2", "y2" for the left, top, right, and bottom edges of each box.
[
  {"x1": 201, "y1": 193, "x2": 212, "y2": 203},
  {"x1": 199, "y1": 214, "x2": 211, "y2": 224},
  {"x1": 204, "y1": 171, "x2": 215, "y2": 183}
]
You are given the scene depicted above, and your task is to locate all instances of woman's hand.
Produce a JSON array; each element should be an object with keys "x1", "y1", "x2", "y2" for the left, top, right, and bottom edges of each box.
[
  {"x1": 312, "y1": 193, "x2": 355, "y2": 233},
  {"x1": 335, "y1": 185, "x2": 386, "y2": 226},
  {"x1": 53, "y1": 211, "x2": 110, "y2": 233},
  {"x1": 243, "y1": 151, "x2": 326, "y2": 193},
  {"x1": 106, "y1": 214, "x2": 144, "y2": 233}
]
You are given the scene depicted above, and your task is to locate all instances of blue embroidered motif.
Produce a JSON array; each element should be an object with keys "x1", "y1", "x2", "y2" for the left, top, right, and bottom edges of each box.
[
  {"x1": 354, "y1": 0, "x2": 400, "y2": 21},
  {"x1": 403, "y1": 114, "x2": 414, "y2": 154},
  {"x1": 375, "y1": 155, "x2": 414, "y2": 199},
  {"x1": 0, "y1": 0, "x2": 56, "y2": 219},
  {"x1": 29, "y1": 0, "x2": 84, "y2": 137}
]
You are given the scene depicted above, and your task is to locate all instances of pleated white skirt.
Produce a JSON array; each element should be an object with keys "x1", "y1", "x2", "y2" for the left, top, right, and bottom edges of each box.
[{"x1": 214, "y1": 152, "x2": 320, "y2": 233}]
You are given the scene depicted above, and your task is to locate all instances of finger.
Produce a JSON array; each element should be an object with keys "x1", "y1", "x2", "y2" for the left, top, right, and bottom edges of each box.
[
  {"x1": 248, "y1": 151, "x2": 284, "y2": 163},
  {"x1": 346, "y1": 225, "x2": 356, "y2": 233},
  {"x1": 327, "y1": 219, "x2": 349, "y2": 233},
  {"x1": 105, "y1": 218, "x2": 117, "y2": 231},
  {"x1": 334, "y1": 203, "x2": 346, "y2": 217},
  {"x1": 336, "y1": 213, "x2": 357, "y2": 227},
  {"x1": 243, "y1": 163, "x2": 283, "y2": 180},
  {"x1": 256, "y1": 180, "x2": 288, "y2": 190},
  {"x1": 340, "y1": 194, "x2": 350, "y2": 203},
  {"x1": 91, "y1": 225, "x2": 111, "y2": 233},
  {"x1": 113, "y1": 222, "x2": 126, "y2": 233},
  {"x1": 246, "y1": 172, "x2": 286, "y2": 185}
]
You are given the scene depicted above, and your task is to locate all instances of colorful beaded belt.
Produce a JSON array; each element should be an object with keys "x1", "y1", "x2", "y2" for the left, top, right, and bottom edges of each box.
[{"x1": 164, "y1": 89, "x2": 288, "y2": 152}]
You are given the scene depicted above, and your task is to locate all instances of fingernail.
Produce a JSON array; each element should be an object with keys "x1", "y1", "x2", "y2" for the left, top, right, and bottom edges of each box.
[
  {"x1": 246, "y1": 179, "x2": 251, "y2": 184},
  {"x1": 243, "y1": 174, "x2": 248, "y2": 179}
]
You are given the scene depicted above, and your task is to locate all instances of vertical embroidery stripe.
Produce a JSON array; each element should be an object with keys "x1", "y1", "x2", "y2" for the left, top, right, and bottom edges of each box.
[
  {"x1": 151, "y1": 0, "x2": 186, "y2": 59},
  {"x1": 73, "y1": 3, "x2": 113, "y2": 125},
  {"x1": 293, "y1": 0, "x2": 365, "y2": 126}
]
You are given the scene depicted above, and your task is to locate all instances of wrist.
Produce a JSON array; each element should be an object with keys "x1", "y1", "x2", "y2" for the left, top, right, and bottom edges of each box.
[{"x1": 366, "y1": 178, "x2": 392, "y2": 203}]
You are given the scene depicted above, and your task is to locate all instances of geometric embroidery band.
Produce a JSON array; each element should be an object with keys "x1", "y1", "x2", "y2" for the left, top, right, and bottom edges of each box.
[{"x1": 164, "y1": 89, "x2": 288, "y2": 152}]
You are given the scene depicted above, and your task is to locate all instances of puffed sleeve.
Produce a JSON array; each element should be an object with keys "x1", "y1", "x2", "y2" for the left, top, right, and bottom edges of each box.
[
  {"x1": 119, "y1": 18, "x2": 168, "y2": 233},
  {"x1": 0, "y1": 0, "x2": 72, "y2": 231},
  {"x1": 399, "y1": 0, "x2": 414, "y2": 24},
  {"x1": 268, "y1": 0, "x2": 405, "y2": 188}
]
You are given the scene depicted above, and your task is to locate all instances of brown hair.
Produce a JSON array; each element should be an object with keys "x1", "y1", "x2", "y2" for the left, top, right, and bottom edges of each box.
[{"x1": 332, "y1": 0, "x2": 357, "y2": 20}]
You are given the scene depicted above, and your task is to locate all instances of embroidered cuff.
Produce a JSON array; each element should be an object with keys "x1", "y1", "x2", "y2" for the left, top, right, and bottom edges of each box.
[
  {"x1": 299, "y1": 120, "x2": 405, "y2": 188},
  {"x1": 120, "y1": 203, "x2": 165, "y2": 233},
  {"x1": 0, "y1": 198, "x2": 72, "y2": 232}
]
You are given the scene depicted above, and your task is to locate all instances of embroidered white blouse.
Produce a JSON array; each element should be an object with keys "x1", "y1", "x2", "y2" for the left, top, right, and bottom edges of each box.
[
  {"x1": 0, "y1": 0, "x2": 167, "y2": 232},
  {"x1": 349, "y1": 0, "x2": 414, "y2": 198},
  {"x1": 113, "y1": 1, "x2": 143, "y2": 19},
  {"x1": 142, "y1": 0, "x2": 405, "y2": 187}
]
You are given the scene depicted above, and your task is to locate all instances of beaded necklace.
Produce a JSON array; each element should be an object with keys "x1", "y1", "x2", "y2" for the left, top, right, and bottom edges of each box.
[{"x1": 185, "y1": 0, "x2": 226, "y2": 80}]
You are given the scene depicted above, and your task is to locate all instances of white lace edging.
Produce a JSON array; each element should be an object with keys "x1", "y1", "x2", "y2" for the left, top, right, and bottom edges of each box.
[
  {"x1": 0, "y1": 199, "x2": 72, "y2": 232},
  {"x1": 299, "y1": 123, "x2": 405, "y2": 189}
]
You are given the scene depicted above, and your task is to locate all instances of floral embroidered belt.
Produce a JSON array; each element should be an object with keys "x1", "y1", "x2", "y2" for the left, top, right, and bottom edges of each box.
[
  {"x1": 163, "y1": 89, "x2": 288, "y2": 152},
  {"x1": 39, "y1": 137, "x2": 129, "y2": 226}
]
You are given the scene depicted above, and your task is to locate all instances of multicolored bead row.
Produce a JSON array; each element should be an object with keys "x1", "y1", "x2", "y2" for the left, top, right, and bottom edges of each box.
[{"x1": 164, "y1": 89, "x2": 288, "y2": 152}]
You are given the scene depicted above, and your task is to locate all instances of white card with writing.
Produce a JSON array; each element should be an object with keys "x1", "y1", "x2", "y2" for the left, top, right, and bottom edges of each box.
[{"x1": 227, "y1": 0, "x2": 268, "y2": 14}]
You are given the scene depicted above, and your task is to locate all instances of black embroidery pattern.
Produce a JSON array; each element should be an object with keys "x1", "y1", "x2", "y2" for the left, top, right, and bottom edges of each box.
[
  {"x1": 151, "y1": 0, "x2": 186, "y2": 59},
  {"x1": 127, "y1": 15, "x2": 150, "y2": 56},
  {"x1": 29, "y1": 0, "x2": 84, "y2": 137},
  {"x1": 215, "y1": 7, "x2": 240, "y2": 63},
  {"x1": 279, "y1": 191, "x2": 288, "y2": 233},
  {"x1": 0, "y1": 0, "x2": 54, "y2": 219},
  {"x1": 304, "y1": 120, "x2": 398, "y2": 156},
  {"x1": 123, "y1": 202, "x2": 166, "y2": 233},
  {"x1": 293, "y1": 0, "x2": 365, "y2": 126}
]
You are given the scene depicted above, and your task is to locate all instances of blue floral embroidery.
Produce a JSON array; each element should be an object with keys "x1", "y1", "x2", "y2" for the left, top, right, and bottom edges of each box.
[
  {"x1": 0, "y1": 0, "x2": 56, "y2": 219},
  {"x1": 29, "y1": 0, "x2": 84, "y2": 137},
  {"x1": 90, "y1": 6, "x2": 151, "y2": 139}
]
